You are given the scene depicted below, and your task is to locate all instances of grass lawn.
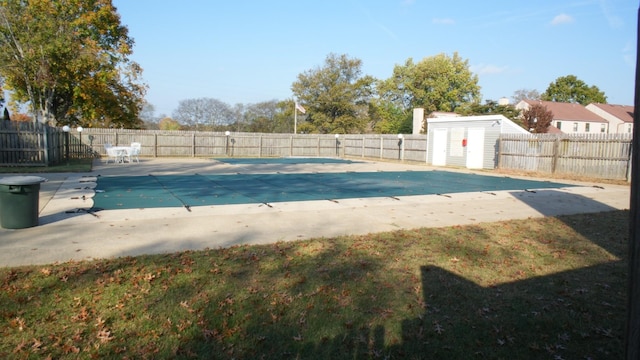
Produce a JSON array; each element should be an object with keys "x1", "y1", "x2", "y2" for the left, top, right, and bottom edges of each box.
[
  {"x1": 0, "y1": 210, "x2": 628, "y2": 359},
  {"x1": 0, "y1": 159, "x2": 93, "y2": 174}
]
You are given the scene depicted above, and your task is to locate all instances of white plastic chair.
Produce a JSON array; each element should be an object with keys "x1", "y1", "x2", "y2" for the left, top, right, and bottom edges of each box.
[
  {"x1": 125, "y1": 147, "x2": 140, "y2": 163},
  {"x1": 104, "y1": 144, "x2": 118, "y2": 164},
  {"x1": 129, "y1": 142, "x2": 141, "y2": 163}
]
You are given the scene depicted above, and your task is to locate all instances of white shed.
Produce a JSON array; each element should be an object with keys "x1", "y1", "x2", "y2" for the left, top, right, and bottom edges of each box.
[{"x1": 426, "y1": 115, "x2": 528, "y2": 169}]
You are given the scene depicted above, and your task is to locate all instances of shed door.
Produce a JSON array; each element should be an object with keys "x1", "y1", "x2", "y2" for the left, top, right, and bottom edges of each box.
[
  {"x1": 432, "y1": 128, "x2": 447, "y2": 166},
  {"x1": 466, "y1": 128, "x2": 485, "y2": 169}
]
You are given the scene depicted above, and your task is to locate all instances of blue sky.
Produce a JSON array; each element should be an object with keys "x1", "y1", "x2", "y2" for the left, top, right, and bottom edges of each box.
[{"x1": 112, "y1": 0, "x2": 637, "y2": 117}]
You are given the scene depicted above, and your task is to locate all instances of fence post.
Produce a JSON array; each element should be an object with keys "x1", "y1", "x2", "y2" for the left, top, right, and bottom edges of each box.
[
  {"x1": 380, "y1": 137, "x2": 383, "y2": 159},
  {"x1": 259, "y1": 135, "x2": 263, "y2": 158},
  {"x1": 192, "y1": 133, "x2": 196, "y2": 157},
  {"x1": 551, "y1": 136, "x2": 560, "y2": 174},
  {"x1": 154, "y1": 133, "x2": 158, "y2": 157},
  {"x1": 290, "y1": 136, "x2": 293, "y2": 157},
  {"x1": 43, "y1": 125, "x2": 50, "y2": 165}
]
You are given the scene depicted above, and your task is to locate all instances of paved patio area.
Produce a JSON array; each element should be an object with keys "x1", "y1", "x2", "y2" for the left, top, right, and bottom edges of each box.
[{"x1": 0, "y1": 157, "x2": 630, "y2": 267}]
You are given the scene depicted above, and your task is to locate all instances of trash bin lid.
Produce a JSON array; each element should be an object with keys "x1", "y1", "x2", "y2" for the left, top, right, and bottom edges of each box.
[{"x1": 0, "y1": 176, "x2": 47, "y2": 186}]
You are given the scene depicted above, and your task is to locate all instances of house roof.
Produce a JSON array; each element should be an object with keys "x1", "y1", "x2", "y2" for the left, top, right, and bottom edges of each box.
[
  {"x1": 545, "y1": 125, "x2": 563, "y2": 134},
  {"x1": 587, "y1": 103, "x2": 634, "y2": 123},
  {"x1": 519, "y1": 100, "x2": 608, "y2": 123}
]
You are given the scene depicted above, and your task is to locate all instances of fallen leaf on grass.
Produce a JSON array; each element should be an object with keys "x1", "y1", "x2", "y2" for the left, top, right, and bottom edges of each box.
[
  {"x1": 433, "y1": 321, "x2": 444, "y2": 334},
  {"x1": 32, "y1": 338, "x2": 43, "y2": 350},
  {"x1": 13, "y1": 340, "x2": 26, "y2": 354},
  {"x1": 97, "y1": 329, "x2": 114, "y2": 343},
  {"x1": 10, "y1": 317, "x2": 26, "y2": 331}
]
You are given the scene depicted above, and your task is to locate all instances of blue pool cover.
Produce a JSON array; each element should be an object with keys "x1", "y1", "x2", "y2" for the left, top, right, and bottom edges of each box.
[{"x1": 93, "y1": 170, "x2": 576, "y2": 210}]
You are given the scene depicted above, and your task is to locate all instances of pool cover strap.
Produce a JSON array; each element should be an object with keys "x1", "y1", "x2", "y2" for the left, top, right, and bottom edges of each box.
[{"x1": 149, "y1": 174, "x2": 191, "y2": 212}]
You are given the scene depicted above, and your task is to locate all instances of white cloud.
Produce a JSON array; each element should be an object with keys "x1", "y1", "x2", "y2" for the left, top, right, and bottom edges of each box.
[
  {"x1": 470, "y1": 64, "x2": 508, "y2": 75},
  {"x1": 432, "y1": 18, "x2": 455, "y2": 25},
  {"x1": 622, "y1": 41, "x2": 636, "y2": 68},
  {"x1": 599, "y1": 0, "x2": 624, "y2": 28},
  {"x1": 550, "y1": 13, "x2": 574, "y2": 25}
]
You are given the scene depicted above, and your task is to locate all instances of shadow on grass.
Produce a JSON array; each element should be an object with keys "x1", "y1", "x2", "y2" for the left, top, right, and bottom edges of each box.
[
  {"x1": 509, "y1": 188, "x2": 626, "y2": 258},
  {"x1": 166, "y1": 213, "x2": 626, "y2": 359}
]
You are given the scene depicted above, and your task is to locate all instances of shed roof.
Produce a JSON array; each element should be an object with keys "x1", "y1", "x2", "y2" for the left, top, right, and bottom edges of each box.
[{"x1": 427, "y1": 114, "x2": 529, "y2": 134}]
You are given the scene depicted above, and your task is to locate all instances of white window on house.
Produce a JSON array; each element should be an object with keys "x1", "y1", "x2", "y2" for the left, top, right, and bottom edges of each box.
[
  {"x1": 573, "y1": 123, "x2": 578, "y2": 132},
  {"x1": 601, "y1": 124, "x2": 606, "y2": 133},
  {"x1": 585, "y1": 123, "x2": 590, "y2": 132},
  {"x1": 629, "y1": 124, "x2": 633, "y2": 133},
  {"x1": 556, "y1": 121, "x2": 562, "y2": 130}
]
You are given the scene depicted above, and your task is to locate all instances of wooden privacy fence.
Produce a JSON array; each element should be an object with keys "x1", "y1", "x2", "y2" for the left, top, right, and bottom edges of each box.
[
  {"x1": 498, "y1": 133, "x2": 633, "y2": 181},
  {"x1": 1, "y1": 125, "x2": 633, "y2": 181},
  {"x1": 0, "y1": 122, "x2": 73, "y2": 166},
  {"x1": 0, "y1": 125, "x2": 429, "y2": 165},
  {"x1": 79, "y1": 128, "x2": 429, "y2": 161}
]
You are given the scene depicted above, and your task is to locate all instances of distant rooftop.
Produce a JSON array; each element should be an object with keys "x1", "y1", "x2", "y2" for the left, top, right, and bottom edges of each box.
[
  {"x1": 520, "y1": 100, "x2": 607, "y2": 123},
  {"x1": 588, "y1": 103, "x2": 634, "y2": 123}
]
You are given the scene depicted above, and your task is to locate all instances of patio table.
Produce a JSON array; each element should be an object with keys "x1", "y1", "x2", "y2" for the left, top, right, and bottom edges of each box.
[{"x1": 110, "y1": 146, "x2": 133, "y2": 163}]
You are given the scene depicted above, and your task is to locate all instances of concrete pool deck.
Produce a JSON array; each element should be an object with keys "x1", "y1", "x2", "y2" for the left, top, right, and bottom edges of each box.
[{"x1": 0, "y1": 158, "x2": 630, "y2": 267}]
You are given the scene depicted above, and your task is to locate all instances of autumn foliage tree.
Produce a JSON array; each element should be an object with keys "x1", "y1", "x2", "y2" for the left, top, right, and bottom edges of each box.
[
  {"x1": 0, "y1": 0, "x2": 146, "y2": 127},
  {"x1": 373, "y1": 52, "x2": 480, "y2": 134},
  {"x1": 522, "y1": 103, "x2": 554, "y2": 133},
  {"x1": 291, "y1": 53, "x2": 375, "y2": 134},
  {"x1": 158, "y1": 117, "x2": 181, "y2": 130},
  {"x1": 378, "y1": 52, "x2": 481, "y2": 114}
]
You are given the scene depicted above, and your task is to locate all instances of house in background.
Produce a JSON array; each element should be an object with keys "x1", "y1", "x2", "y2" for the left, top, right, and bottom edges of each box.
[
  {"x1": 515, "y1": 100, "x2": 608, "y2": 134},
  {"x1": 426, "y1": 114, "x2": 528, "y2": 169},
  {"x1": 585, "y1": 103, "x2": 634, "y2": 134}
]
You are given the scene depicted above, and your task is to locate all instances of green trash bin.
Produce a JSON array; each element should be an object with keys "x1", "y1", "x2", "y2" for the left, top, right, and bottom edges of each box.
[{"x1": 0, "y1": 176, "x2": 47, "y2": 229}]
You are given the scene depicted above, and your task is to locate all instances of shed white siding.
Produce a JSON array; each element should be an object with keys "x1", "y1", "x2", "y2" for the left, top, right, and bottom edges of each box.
[{"x1": 426, "y1": 115, "x2": 527, "y2": 169}]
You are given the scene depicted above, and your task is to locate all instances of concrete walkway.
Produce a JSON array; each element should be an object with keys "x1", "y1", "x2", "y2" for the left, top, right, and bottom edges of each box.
[{"x1": 0, "y1": 158, "x2": 630, "y2": 267}]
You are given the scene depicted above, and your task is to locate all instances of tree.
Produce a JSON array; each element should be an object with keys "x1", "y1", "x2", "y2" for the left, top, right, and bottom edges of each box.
[
  {"x1": 158, "y1": 117, "x2": 181, "y2": 130},
  {"x1": 512, "y1": 88, "x2": 540, "y2": 103},
  {"x1": 291, "y1": 53, "x2": 375, "y2": 134},
  {"x1": 241, "y1": 100, "x2": 292, "y2": 133},
  {"x1": 456, "y1": 100, "x2": 521, "y2": 122},
  {"x1": 542, "y1": 75, "x2": 607, "y2": 105},
  {"x1": 522, "y1": 103, "x2": 553, "y2": 133},
  {"x1": 228, "y1": 103, "x2": 243, "y2": 132},
  {"x1": 172, "y1": 98, "x2": 233, "y2": 131},
  {"x1": 0, "y1": 0, "x2": 146, "y2": 127},
  {"x1": 368, "y1": 99, "x2": 412, "y2": 134},
  {"x1": 138, "y1": 102, "x2": 159, "y2": 129},
  {"x1": 139, "y1": 101, "x2": 156, "y2": 122},
  {"x1": 378, "y1": 52, "x2": 481, "y2": 114}
]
